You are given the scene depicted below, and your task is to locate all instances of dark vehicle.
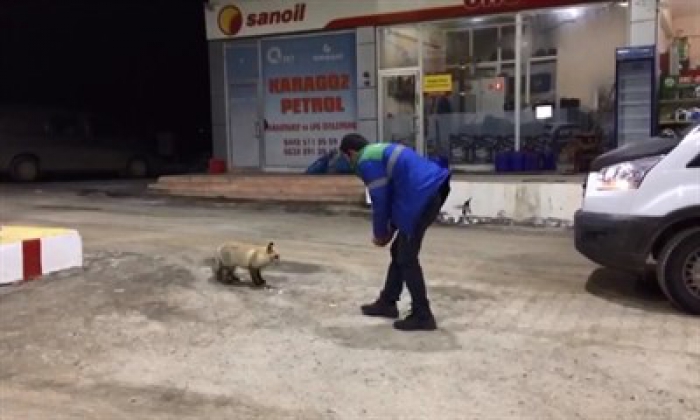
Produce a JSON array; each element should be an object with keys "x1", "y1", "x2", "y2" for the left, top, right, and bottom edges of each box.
[{"x1": 0, "y1": 107, "x2": 163, "y2": 182}]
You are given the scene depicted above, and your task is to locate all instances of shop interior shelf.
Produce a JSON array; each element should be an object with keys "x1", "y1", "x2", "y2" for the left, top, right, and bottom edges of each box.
[
  {"x1": 619, "y1": 114, "x2": 652, "y2": 120},
  {"x1": 619, "y1": 100, "x2": 652, "y2": 106},
  {"x1": 445, "y1": 55, "x2": 557, "y2": 69},
  {"x1": 659, "y1": 98, "x2": 700, "y2": 104},
  {"x1": 659, "y1": 120, "x2": 697, "y2": 125},
  {"x1": 619, "y1": 88, "x2": 653, "y2": 95}
]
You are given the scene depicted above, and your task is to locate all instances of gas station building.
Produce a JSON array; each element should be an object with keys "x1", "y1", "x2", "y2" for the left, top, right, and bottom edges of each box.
[{"x1": 203, "y1": 0, "x2": 698, "y2": 173}]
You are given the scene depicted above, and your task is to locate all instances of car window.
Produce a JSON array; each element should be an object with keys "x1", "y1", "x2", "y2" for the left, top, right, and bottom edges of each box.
[
  {"x1": 685, "y1": 123, "x2": 700, "y2": 168},
  {"x1": 48, "y1": 114, "x2": 86, "y2": 138},
  {"x1": 689, "y1": 152, "x2": 700, "y2": 168},
  {"x1": 89, "y1": 117, "x2": 123, "y2": 137},
  {"x1": 0, "y1": 114, "x2": 47, "y2": 136},
  {"x1": 681, "y1": 122, "x2": 700, "y2": 138}
]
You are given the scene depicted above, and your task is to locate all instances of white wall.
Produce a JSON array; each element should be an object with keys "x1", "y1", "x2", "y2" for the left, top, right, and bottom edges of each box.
[
  {"x1": 628, "y1": 0, "x2": 658, "y2": 47},
  {"x1": 367, "y1": 179, "x2": 583, "y2": 226},
  {"x1": 555, "y1": 6, "x2": 628, "y2": 109},
  {"x1": 440, "y1": 180, "x2": 582, "y2": 225}
]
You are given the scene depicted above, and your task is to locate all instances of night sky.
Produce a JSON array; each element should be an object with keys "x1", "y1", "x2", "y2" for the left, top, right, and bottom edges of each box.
[{"x1": 1, "y1": 0, "x2": 210, "y2": 146}]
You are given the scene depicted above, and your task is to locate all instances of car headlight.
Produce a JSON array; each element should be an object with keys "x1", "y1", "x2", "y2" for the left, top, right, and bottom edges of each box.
[{"x1": 596, "y1": 155, "x2": 664, "y2": 191}]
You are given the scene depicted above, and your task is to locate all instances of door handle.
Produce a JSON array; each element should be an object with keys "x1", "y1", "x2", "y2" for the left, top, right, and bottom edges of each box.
[{"x1": 254, "y1": 120, "x2": 262, "y2": 138}]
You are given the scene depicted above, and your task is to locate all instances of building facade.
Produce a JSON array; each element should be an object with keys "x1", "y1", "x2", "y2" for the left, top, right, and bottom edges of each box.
[{"x1": 204, "y1": 0, "x2": 687, "y2": 173}]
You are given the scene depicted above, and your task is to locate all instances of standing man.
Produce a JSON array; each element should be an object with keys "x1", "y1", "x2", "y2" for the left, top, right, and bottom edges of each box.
[{"x1": 340, "y1": 133, "x2": 451, "y2": 331}]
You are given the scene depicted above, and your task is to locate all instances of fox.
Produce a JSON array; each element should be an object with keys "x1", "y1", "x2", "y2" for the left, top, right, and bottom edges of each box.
[{"x1": 213, "y1": 241, "x2": 280, "y2": 287}]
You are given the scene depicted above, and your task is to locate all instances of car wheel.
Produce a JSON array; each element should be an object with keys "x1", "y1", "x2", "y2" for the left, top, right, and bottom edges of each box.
[
  {"x1": 125, "y1": 157, "x2": 149, "y2": 178},
  {"x1": 637, "y1": 264, "x2": 662, "y2": 293},
  {"x1": 657, "y1": 227, "x2": 700, "y2": 315},
  {"x1": 10, "y1": 155, "x2": 40, "y2": 182}
]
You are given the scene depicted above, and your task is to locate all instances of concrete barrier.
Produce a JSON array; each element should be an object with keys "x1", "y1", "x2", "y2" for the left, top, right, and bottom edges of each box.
[
  {"x1": 0, "y1": 226, "x2": 83, "y2": 285},
  {"x1": 366, "y1": 177, "x2": 583, "y2": 228}
]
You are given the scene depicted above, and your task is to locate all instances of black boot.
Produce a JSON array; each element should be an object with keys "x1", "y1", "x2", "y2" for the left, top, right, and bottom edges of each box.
[
  {"x1": 360, "y1": 297, "x2": 399, "y2": 319},
  {"x1": 393, "y1": 305, "x2": 437, "y2": 331}
]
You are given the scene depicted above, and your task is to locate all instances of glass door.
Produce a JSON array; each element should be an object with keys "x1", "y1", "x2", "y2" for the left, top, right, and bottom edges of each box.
[
  {"x1": 378, "y1": 70, "x2": 423, "y2": 153},
  {"x1": 225, "y1": 42, "x2": 262, "y2": 169},
  {"x1": 614, "y1": 46, "x2": 656, "y2": 147},
  {"x1": 616, "y1": 59, "x2": 654, "y2": 145}
]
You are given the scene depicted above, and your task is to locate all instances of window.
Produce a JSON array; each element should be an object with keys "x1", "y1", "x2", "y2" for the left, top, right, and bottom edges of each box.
[
  {"x1": 688, "y1": 152, "x2": 700, "y2": 168},
  {"x1": 379, "y1": 26, "x2": 419, "y2": 69},
  {"x1": 421, "y1": 16, "x2": 516, "y2": 165},
  {"x1": 48, "y1": 114, "x2": 81, "y2": 137},
  {"x1": 381, "y1": 2, "x2": 623, "y2": 169},
  {"x1": 472, "y1": 27, "x2": 498, "y2": 62},
  {"x1": 446, "y1": 31, "x2": 470, "y2": 66},
  {"x1": 0, "y1": 113, "x2": 46, "y2": 136}
]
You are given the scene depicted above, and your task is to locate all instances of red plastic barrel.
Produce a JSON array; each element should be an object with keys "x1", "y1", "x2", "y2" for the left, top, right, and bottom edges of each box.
[{"x1": 208, "y1": 158, "x2": 227, "y2": 174}]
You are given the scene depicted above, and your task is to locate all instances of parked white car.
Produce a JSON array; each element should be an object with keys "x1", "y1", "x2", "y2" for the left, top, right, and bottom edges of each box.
[{"x1": 575, "y1": 124, "x2": 700, "y2": 315}]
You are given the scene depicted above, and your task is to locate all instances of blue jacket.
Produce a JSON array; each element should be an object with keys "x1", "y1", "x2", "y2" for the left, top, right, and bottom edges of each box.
[{"x1": 356, "y1": 142, "x2": 449, "y2": 238}]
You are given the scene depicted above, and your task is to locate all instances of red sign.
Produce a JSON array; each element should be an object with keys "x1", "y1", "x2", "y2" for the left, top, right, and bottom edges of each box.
[
  {"x1": 464, "y1": 0, "x2": 521, "y2": 9},
  {"x1": 462, "y1": 0, "x2": 605, "y2": 14},
  {"x1": 326, "y1": 0, "x2": 604, "y2": 30}
]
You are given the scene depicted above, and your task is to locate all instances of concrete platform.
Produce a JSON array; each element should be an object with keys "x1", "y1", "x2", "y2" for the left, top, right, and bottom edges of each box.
[
  {"x1": 149, "y1": 174, "x2": 366, "y2": 204},
  {"x1": 0, "y1": 226, "x2": 83, "y2": 285}
]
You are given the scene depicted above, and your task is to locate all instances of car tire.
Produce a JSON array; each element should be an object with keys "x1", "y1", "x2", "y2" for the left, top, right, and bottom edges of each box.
[
  {"x1": 657, "y1": 227, "x2": 700, "y2": 315},
  {"x1": 125, "y1": 157, "x2": 149, "y2": 179},
  {"x1": 637, "y1": 264, "x2": 662, "y2": 293},
  {"x1": 10, "y1": 155, "x2": 40, "y2": 182}
]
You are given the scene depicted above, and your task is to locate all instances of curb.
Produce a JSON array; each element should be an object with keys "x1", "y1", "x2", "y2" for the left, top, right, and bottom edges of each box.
[
  {"x1": 76, "y1": 188, "x2": 574, "y2": 231},
  {"x1": 0, "y1": 226, "x2": 83, "y2": 285},
  {"x1": 144, "y1": 189, "x2": 372, "y2": 215},
  {"x1": 143, "y1": 192, "x2": 572, "y2": 231}
]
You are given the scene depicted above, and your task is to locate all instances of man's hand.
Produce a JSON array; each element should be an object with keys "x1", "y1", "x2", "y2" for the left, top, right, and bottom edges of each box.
[
  {"x1": 372, "y1": 225, "x2": 396, "y2": 247},
  {"x1": 372, "y1": 235, "x2": 392, "y2": 247}
]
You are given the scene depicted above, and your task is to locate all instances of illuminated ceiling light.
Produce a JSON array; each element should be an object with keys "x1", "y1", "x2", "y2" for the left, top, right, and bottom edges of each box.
[{"x1": 560, "y1": 7, "x2": 581, "y2": 19}]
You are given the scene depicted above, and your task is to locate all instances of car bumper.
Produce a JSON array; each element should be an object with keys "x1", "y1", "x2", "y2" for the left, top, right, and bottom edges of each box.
[{"x1": 574, "y1": 210, "x2": 658, "y2": 272}]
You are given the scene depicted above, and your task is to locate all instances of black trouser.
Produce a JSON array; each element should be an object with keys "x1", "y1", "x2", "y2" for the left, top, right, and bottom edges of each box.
[{"x1": 380, "y1": 176, "x2": 451, "y2": 310}]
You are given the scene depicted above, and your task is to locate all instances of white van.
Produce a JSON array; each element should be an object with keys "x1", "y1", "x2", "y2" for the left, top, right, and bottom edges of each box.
[{"x1": 575, "y1": 124, "x2": 700, "y2": 315}]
